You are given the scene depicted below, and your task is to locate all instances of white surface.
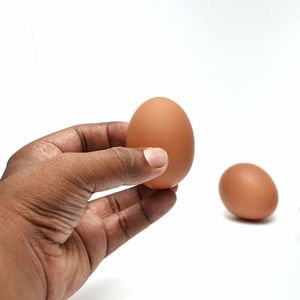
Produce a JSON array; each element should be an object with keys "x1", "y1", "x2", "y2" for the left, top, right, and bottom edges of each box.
[{"x1": 1, "y1": 1, "x2": 300, "y2": 299}]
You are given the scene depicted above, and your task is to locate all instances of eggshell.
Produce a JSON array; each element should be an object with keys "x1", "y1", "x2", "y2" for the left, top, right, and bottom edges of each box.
[
  {"x1": 126, "y1": 97, "x2": 194, "y2": 189},
  {"x1": 219, "y1": 163, "x2": 278, "y2": 221}
]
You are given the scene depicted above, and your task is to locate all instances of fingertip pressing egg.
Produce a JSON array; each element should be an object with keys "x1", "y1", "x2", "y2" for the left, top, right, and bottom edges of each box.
[
  {"x1": 219, "y1": 163, "x2": 278, "y2": 221},
  {"x1": 126, "y1": 97, "x2": 194, "y2": 189}
]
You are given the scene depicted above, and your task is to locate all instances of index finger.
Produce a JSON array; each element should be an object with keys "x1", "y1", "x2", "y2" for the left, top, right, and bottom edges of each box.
[
  {"x1": 42, "y1": 121, "x2": 128, "y2": 152},
  {"x1": 2, "y1": 122, "x2": 128, "y2": 179}
]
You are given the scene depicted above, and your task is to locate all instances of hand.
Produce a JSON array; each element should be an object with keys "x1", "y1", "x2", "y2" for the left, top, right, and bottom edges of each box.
[{"x1": 0, "y1": 122, "x2": 176, "y2": 300}]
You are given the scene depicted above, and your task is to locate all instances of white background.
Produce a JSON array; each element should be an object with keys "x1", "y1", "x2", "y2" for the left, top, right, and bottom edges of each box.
[{"x1": 1, "y1": 1, "x2": 300, "y2": 299}]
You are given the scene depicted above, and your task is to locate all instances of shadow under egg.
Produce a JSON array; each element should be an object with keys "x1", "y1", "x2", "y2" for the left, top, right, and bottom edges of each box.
[{"x1": 223, "y1": 211, "x2": 276, "y2": 225}]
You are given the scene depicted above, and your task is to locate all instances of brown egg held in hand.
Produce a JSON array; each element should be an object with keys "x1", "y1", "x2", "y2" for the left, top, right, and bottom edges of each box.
[
  {"x1": 126, "y1": 97, "x2": 194, "y2": 189},
  {"x1": 219, "y1": 163, "x2": 278, "y2": 221}
]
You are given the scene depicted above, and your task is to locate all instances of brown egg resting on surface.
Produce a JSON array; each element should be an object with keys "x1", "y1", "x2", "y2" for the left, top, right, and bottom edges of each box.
[
  {"x1": 219, "y1": 163, "x2": 278, "y2": 221},
  {"x1": 126, "y1": 97, "x2": 194, "y2": 189}
]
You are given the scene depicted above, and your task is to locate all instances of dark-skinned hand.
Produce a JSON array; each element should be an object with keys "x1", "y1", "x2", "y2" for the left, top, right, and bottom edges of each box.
[{"x1": 0, "y1": 122, "x2": 176, "y2": 300}]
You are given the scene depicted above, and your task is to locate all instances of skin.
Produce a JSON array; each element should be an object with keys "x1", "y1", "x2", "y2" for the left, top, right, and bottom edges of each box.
[{"x1": 0, "y1": 122, "x2": 176, "y2": 300}]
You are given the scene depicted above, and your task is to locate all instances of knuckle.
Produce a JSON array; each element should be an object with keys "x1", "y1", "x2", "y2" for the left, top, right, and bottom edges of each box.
[
  {"x1": 106, "y1": 194, "x2": 121, "y2": 214},
  {"x1": 7, "y1": 152, "x2": 18, "y2": 164},
  {"x1": 138, "y1": 201, "x2": 152, "y2": 225},
  {"x1": 117, "y1": 211, "x2": 131, "y2": 240},
  {"x1": 72, "y1": 125, "x2": 88, "y2": 152},
  {"x1": 106, "y1": 147, "x2": 143, "y2": 184},
  {"x1": 108, "y1": 147, "x2": 132, "y2": 165},
  {"x1": 6, "y1": 148, "x2": 26, "y2": 167},
  {"x1": 107, "y1": 147, "x2": 133, "y2": 178}
]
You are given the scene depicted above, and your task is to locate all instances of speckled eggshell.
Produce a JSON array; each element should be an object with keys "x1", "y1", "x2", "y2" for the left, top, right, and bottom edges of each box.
[{"x1": 126, "y1": 97, "x2": 194, "y2": 189}]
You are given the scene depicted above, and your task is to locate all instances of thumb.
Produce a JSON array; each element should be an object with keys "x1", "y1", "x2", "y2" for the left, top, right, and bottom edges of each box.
[
  {"x1": 5, "y1": 147, "x2": 168, "y2": 245},
  {"x1": 61, "y1": 147, "x2": 168, "y2": 193}
]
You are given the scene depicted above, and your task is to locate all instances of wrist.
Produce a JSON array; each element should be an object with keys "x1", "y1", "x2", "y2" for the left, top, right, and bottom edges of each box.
[{"x1": 0, "y1": 212, "x2": 47, "y2": 300}]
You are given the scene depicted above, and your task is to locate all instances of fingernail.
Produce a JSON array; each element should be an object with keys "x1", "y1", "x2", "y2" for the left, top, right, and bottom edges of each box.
[{"x1": 144, "y1": 148, "x2": 168, "y2": 168}]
